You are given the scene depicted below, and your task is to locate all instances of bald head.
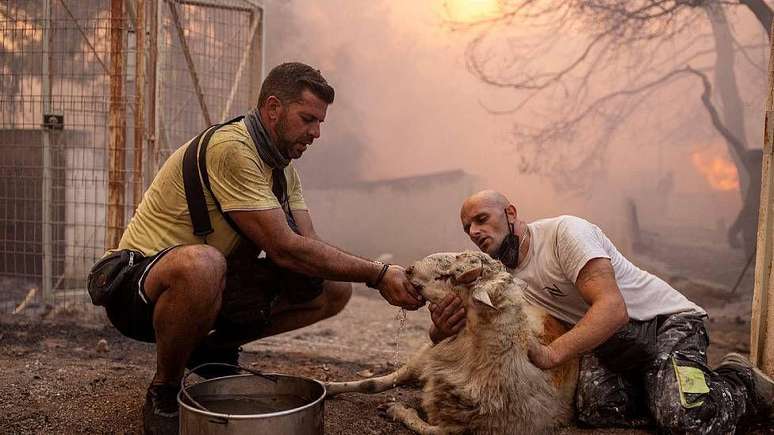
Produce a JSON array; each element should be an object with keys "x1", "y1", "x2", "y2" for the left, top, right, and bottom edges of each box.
[
  {"x1": 461, "y1": 190, "x2": 511, "y2": 214},
  {"x1": 460, "y1": 190, "x2": 517, "y2": 256}
]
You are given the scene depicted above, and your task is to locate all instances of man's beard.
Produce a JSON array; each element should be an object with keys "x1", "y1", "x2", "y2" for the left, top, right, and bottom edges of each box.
[{"x1": 274, "y1": 114, "x2": 295, "y2": 159}]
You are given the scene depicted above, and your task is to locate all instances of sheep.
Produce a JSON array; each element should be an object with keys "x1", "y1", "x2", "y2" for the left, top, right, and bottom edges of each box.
[{"x1": 326, "y1": 251, "x2": 579, "y2": 435}]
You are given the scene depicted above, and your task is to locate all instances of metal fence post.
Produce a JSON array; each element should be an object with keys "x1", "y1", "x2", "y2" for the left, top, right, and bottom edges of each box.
[
  {"x1": 249, "y1": 6, "x2": 264, "y2": 105},
  {"x1": 107, "y1": 0, "x2": 126, "y2": 250},
  {"x1": 146, "y1": 0, "x2": 158, "y2": 186},
  {"x1": 153, "y1": 0, "x2": 164, "y2": 172},
  {"x1": 133, "y1": 0, "x2": 146, "y2": 209},
  {"x1": 41, "y1": 0, "x2": 54, "y2": 304}
]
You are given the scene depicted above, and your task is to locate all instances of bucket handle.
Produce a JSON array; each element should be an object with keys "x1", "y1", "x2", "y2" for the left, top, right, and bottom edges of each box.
[{"x1": 181, "y1": 363, "x2": 279, "y2": 420}]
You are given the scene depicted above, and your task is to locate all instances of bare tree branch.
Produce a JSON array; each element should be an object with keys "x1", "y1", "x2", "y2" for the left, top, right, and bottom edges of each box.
[
  {"x1": 739, "y1": 0, "x2": 773, "y2": 36},
  {"x1": 685, "y1": 66, "x2": 750, "y2": 165},
  {"x1": 460, "y1": 0, "x2": 766, "y2": 251},
  {"x1": 459, "y1": 0, "x2": 769, "y2": 191}
]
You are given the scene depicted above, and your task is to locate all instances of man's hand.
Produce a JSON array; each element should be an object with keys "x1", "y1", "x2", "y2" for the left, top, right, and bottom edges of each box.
[
  {"x1": 526, "y1": 258, "x2": 627, "y2": 371},
  {"x1": 429, "y1": 294, "x2": 466, "y2": 343},
  {"x1": 377, "y1": 265, "x2": 425, "y2": 310},
  {"x1": 528, "y1": 340, "x2": 562, "y2": 370}
]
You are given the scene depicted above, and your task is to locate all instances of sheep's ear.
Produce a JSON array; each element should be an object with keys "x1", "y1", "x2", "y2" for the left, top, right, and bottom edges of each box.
[
  {"x1": 453, "y1": 265, "x2": 482, "y2": 284},
  {"x1": 452, "y1": 252, "x2": 483, "y2": 285},
  {"x1": 472, "y1": 287, "x2": 496, "y2": 309}
]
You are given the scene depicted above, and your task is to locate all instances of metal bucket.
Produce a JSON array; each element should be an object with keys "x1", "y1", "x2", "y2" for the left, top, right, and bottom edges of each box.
[{"x1": 178, "y1": 364, "x2": 325, "y2": 435}]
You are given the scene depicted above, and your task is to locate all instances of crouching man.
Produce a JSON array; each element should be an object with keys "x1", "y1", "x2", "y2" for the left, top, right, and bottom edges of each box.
[
  {"x1": 429, "y1": 189, "x2": 772, "y2": 433},
  {"x1": 87, "y1": 62, "x2": 423, "y2": 434}
]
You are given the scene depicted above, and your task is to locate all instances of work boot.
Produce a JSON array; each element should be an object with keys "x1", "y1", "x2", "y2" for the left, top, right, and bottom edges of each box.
[
  {"x1": 716, "y1": 352, "x2": 774, "y2": 421},
  {"x1": 186, "y1": 345, "x2": 242, "y2": 379},
  {"x1": 142, "y1": 383, "x2": 180, "y2": 435}
]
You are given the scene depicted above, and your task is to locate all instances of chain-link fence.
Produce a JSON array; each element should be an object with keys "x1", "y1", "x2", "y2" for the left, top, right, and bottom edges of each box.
[{"x1": 0, "y1": 0, "x2": 263, "y2": 313}]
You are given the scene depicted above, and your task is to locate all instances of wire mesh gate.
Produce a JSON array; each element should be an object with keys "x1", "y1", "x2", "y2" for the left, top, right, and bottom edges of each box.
[{"x1": 0, "y1": 0, "x2": 264, "y2": 313}]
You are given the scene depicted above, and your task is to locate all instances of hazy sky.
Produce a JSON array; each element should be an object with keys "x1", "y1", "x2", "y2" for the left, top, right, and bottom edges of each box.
[{"x1": 264, "y1": 0, "x2": 768, "y2": 229}]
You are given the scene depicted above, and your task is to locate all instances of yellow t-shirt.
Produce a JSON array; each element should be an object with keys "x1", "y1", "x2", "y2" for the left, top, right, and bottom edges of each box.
[{"x1": 116, "y1": 120, "x2": 307, "y2": 256}]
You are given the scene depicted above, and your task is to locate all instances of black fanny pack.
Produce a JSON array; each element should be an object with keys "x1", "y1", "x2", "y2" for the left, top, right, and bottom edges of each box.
[{"x1": 87, "y1": 250, "x2": 140, "y2": 306}]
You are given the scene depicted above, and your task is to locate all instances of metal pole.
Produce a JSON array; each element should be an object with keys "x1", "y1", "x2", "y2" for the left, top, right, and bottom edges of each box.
[
  {"x1": 153, "y1": 0, "x2": 164, "y2": 171},
  {"x1": 107, "y1": 0, "x2": 126, "y2": 250},
  {"x1": 133, "y1": 0, "x2": 146, "y2": 209},
  {"x1": 248, "y1": 7, "x2": 259, "y2": 105},
  {"x1": 750, "y1": 19, "x2": 774, "y2": 375},
  {"x1": 260, "y1": 5, "x2": 266, "y2": 82},
  {"x1": 247, "y1": 6, "x2": 264, "y2": 106},
  {"x1": 41, "y1": 0, "x2": 53, "y2": 303},
  {"x1": 146, "y1": 0, "x2": 157, "y2": 185}
]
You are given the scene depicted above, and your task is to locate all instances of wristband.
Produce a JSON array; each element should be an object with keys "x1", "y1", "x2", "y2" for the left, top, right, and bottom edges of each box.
[{"x1": 367, "y1": 263, "x2": 390, "y2": 289}]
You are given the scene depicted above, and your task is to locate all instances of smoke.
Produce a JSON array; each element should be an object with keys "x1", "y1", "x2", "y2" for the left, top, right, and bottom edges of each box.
[
  {"x1": 263, "y1": 0, "x2": 767, "y2": 255},
  {"x1": 265, "y1": 1, "x2": 515, "y2": 181}
]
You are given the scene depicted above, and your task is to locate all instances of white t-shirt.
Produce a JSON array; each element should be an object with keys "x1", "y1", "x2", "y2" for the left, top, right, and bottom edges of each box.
[{"x1": 513, "y1": 215, "x2": 705, "y2": 325}]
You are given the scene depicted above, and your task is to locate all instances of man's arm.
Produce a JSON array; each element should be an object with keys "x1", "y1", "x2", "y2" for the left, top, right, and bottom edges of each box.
[
  {"x1": 291, "y1": 209, "x2": 321, "y2": 241},
  {"x1": 528, "y1": 258, "x2": 628, "y2": 369},
  {"x1": 229, "y1": 208, "x2": 424, "y2": 309}
]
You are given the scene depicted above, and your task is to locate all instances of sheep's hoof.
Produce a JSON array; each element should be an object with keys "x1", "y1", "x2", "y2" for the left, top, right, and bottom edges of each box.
[
  {"x1": 376, "y1": 402, "x2": 391, "y2": 419},
  {"x1": 381, "y1": 402, "x2": 410, "y2": 421}
]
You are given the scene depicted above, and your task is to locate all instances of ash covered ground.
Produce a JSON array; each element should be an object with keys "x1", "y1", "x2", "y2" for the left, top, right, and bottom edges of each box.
[{"x1": 1, "y1": 237, "x2": 772, "y2": 434}]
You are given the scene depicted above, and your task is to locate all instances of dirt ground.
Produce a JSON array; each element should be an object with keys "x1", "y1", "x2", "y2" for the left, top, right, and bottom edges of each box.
[{"x1": 1, "y1": 237, "x2": 773, "y2": 434}]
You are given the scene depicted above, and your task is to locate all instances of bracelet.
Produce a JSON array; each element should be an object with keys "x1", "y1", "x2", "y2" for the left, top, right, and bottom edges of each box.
[{"x1": 367, "y1": 263, "x2": 390, "y2": 289}]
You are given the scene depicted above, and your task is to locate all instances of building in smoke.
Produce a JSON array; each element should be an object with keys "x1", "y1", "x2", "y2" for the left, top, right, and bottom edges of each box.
[{"x1": 305, "y1": 169, "x2": 479, "y2": 266}]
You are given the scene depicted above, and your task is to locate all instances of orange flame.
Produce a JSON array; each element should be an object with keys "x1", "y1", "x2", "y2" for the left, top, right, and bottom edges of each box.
[{"x1": 690, "y1": 149, "x2": 739, "y2": 191}]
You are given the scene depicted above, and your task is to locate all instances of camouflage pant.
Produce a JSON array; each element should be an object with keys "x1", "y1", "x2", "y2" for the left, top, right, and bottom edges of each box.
[{"x1": 576, "y1": 313, "x2": 751, "y2": 434}]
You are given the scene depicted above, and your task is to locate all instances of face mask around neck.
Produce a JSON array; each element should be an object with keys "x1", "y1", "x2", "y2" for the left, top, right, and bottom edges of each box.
[{"x1": 494, "y1": 208, "x2": 519, "y2": 269}]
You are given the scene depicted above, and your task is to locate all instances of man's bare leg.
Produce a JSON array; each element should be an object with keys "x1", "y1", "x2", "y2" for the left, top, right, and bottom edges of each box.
[{"x1": 143, "y1": 245, "x2": 227, "y2": 385}]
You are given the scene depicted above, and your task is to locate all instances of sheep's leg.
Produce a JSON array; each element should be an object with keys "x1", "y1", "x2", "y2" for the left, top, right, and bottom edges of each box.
[
  {"x1": 326, "y1": 360, "x2": 417, "y2": 396},
  {"x1": 386, "y1": 402, "x2": 445, "y2": 435},
  {"x1": 325, "y1": 344, "x2": 429, "y2": 396}
]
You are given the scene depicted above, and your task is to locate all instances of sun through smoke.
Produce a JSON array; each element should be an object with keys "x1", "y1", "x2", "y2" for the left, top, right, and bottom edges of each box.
[{"x1": 444, "y1": 0, "x2": 503, "y2": 22}]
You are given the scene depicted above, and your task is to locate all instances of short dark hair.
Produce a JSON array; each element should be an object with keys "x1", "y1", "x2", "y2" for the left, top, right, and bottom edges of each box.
[{"x1": 257, "y1": 62, "x2": 335, "y2": 108}]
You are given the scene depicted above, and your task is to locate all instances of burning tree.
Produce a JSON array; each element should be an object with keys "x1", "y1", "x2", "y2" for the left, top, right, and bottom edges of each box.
[{"x1": 453, "y1": 0, "x2": 770, "y2": 256}]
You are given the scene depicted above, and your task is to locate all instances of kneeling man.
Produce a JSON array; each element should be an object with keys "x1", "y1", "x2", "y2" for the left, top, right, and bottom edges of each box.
[
  {"x1": 88, "y1": 63, "x2": 423, "y2": 434},
  {"x1": 428, "y1": 189, "x2": 772, "y2": 433}
]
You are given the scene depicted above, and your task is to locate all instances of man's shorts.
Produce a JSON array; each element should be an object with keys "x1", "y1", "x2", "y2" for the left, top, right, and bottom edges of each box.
[
  {"x1": 101, "y1": 246, "x2": 175, "y2": 342},
  {"x1": 95, "y1": 244, "x2": 324, "y2": 344}
]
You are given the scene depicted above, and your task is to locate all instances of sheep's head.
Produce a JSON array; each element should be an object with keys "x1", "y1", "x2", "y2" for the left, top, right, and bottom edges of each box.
[{"x1": 406, "y1": 251, "x2": 511, "y2": 311}]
